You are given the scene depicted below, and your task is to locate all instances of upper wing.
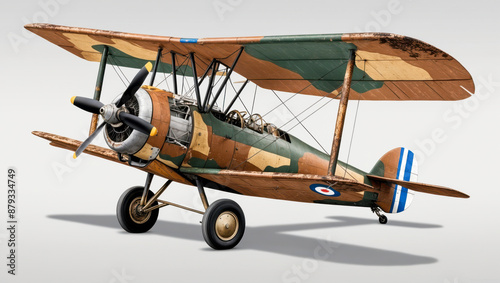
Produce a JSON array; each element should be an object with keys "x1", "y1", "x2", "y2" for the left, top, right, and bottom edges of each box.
[
  {"x1": 25, "y1": 23, "x2": 474, "y2": 101},
  {"x1": 181, "y1": 168, "x2": 379, "y2": 204}
]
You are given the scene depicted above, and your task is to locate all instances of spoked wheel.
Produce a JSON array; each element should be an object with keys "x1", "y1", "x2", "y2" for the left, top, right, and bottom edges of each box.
[
  {"x1": 202, "y1": 199, "x2": 245, "y2": 250},
  {"x1": 117, "y1": 186, "x2": 159, "y2": 233}
]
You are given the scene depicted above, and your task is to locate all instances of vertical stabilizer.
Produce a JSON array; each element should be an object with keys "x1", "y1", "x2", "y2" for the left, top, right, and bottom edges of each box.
[{"x1": 370, "y1": 147, "x2": 418, "y2": 213}]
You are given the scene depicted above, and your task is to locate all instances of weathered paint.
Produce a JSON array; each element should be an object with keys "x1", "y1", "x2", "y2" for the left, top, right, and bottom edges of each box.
[
  {"x1": 178, "y1": 107, "x2": 370, "y2": 182},
  {"x1": 26, "y1": 23, "x2": 475, "y2": 101},
  {"x1": 27, "y1": 24, "x2": 472, "y2": 212}
]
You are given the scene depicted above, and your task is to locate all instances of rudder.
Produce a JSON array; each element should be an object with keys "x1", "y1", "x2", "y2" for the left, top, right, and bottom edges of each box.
[{"x1": 370, "y1": 147, "x2": 417, "y2": 214}]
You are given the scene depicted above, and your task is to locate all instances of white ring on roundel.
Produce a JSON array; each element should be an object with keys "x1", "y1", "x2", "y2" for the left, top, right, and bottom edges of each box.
[{"x1": 310, "y1": 184, "x2": 341, "y2": 197}]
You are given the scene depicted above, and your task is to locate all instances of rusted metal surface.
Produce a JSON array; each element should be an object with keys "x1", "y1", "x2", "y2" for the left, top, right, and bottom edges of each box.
[
  {"x1": 142, "y1": 179, "x2": 172, "y2": 211},
  {"x1": 32, "y1": 131, "x2": 191, "y2": 185},
  {"x1": 368, "y1": 175, "x2": 469, "y2": 198},
  {"x1": 198, "y1": 170, "x2": 378, "y2": 204},
  {"x1": 89, "y1": 113, "x2": 99, "y2": 136},
  {"x1": 25, "y1": 23, "x2": 475, "y2": 101},
  {"x1": 89, "y1": 45, "x2": 108, "y2": 135},
  {"x1": 328, "y1": 49, "x2": 356, "y2": 176},
  {"x1": 140, "y1": 87, "x2": 171, "y2": 151},
  {"x1": 196, "y1": 179, "x2": 209, "y2": 210}
]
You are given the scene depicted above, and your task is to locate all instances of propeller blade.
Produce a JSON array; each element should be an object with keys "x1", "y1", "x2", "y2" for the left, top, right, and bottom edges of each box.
[
  {"x1": 71, "y1": 96, "x2": 104, "y2": 114},
  {"x1": 118, "y1": 112, "x2": 158, "y2": 136},
  {"x1": 116, "y1": 62, "x2": 153, "y2": 107},
  {"x1": 73, "y1": 122, "x2": 106, "y2": 159}
]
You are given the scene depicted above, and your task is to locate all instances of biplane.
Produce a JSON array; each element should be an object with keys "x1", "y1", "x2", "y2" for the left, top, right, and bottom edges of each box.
[{"x1": 26, "y1": 23, "x2": 474, "y2": 250}]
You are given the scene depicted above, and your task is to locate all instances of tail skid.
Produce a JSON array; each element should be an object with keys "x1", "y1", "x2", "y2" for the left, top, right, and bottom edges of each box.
[{"x1": 369, "y1": 147, "x2": 469, "y2": 215}]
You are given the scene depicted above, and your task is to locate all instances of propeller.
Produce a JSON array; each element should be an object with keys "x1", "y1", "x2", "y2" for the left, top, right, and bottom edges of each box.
[{"x1": 71, "y1": 62, "x2": 157, "y2": 158}]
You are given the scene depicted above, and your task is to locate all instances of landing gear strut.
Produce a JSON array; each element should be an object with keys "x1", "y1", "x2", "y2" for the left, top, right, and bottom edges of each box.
[
  {"x1": 116, "y1": 174, "x2": 246, "y2": 249},
  {"x1": 371, "y1": 206, "x2": 388, "y2": 224}
]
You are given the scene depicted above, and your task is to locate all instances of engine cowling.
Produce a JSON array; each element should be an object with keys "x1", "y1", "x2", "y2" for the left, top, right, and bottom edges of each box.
[{"x1": 104, "y1": 86, "x2": 172, "y2": 162}]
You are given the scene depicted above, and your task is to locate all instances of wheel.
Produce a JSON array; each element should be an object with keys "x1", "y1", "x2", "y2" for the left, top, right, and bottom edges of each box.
[
  {"x1": 202, "y1": 199, "x2": 245, "y2": 250},
  {"x1": 379, "y1": 215, "x2": 388, "y2": 224},
  {"x1": 117, "y1": 186, "x2": 159, "y2": 233}
]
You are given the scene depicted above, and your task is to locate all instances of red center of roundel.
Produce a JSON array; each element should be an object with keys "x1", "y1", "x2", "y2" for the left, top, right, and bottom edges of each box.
[{"x1": 320, "y1": 189, "x2": 330, "y2": 193}]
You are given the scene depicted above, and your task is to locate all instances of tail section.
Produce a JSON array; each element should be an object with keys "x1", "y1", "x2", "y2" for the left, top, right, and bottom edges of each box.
[
  {"x1": 369, "y1": 147, "x2": 469, "y2": 214},
  {"x1": 369, "y1": 147, "x2": 417, "y2": 214},
  {"x1": 367, "y1": 175, "x2": 469, "y2": 199}
]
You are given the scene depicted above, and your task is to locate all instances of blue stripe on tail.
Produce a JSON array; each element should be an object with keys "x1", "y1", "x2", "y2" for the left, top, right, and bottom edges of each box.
[{"x1": 397, "y1": 150, "x2": 414, "y2": 212}]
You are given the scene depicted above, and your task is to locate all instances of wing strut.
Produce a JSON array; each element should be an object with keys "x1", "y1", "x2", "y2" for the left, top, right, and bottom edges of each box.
[
  {"x1": 189, "y1": 52, "x2": 203, "y2": 109},
  {"x1": 203, "y1": 60, "x2": 219, "y2": 111},
  {"x1": 149, "y1": 46, "x2": 163, "y2": 86},
  {"x1": 224, "y1": 79, "x2": 249, "y2": 115},
  {"x1": 207, "y1": 47, "x2": 244, "y2": 113},
  {"x1": 327, "y1": 49, "x2": 356, "y2": 176},
  {"x1": 89, "y1": 45, "x2": 109, "y2": 135},
  {"x1": 171, "y1": 52, "x2": 178, "y2": 94}
]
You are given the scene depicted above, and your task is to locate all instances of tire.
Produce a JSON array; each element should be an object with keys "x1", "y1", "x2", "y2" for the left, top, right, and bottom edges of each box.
[
  {"x1": 202, "y1": 199, "x2": 245, "y2": 250},
  {"x1": 379, "y1": 215, "x2": 388, "y2": 224},
  {"x1": 117, "y1": 186, "x2": 159, "y2": 233}
]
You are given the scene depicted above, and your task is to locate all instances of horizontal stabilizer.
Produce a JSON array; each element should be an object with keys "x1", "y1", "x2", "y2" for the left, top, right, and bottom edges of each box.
[{"x1": 367, "y1": 175, "x2": 469, "y2": 198}]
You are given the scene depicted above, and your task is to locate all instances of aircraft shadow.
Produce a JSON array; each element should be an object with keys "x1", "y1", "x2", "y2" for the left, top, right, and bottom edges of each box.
[{"x1": 47, "y1": 214, "x2": 439, "y2": 266}]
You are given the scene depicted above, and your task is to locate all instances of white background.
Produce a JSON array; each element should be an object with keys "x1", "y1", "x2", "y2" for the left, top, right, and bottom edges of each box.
[{"x1": 1, "y1": 0, "x2": 499, "y2": 282}]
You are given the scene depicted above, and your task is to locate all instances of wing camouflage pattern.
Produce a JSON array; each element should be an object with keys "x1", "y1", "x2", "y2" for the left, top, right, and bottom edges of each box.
[{"x1": 25, "y1": 24, "x2": 474, "y2": 101}]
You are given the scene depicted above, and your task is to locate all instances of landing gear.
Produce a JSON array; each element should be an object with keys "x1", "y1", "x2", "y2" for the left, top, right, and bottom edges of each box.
[
  {"x1": 202, "y1": 199, "x2": 246, "y2": 250},
  {"x1": 117, "y1": 186, "x2": 159, "y2": 233},
  {"x1": 371, "y1": 206, "x2": 388, "y2": 225},
  {"x1": 378, "y1": 215, "x2": 388, "y2": 224},
  {"x1": 115, "y1": 175, "x2": 246, "y2": 250}
]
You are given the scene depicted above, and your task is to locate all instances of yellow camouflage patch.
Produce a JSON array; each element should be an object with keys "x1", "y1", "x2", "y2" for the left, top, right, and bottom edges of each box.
[
  {"x1": 62, "y1": 32, "x2": 157, "y2": 62},
  {"x1": 247, "y1": 147, "x2": 291, "y2": 170},
  {"x1": 191, "y1": 111, "x2": 210, "y2": 157},
  {"x1": 355, "y1": 50, "x2": 432, "y2": 81}
]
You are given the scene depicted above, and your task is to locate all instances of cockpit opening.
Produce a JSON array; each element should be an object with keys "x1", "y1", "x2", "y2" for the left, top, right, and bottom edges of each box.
[{"x1": 220, "y1": 109, "x2": 291, "y2": 143}]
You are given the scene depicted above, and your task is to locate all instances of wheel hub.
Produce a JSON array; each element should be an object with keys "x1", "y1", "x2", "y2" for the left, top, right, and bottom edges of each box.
[
  {"x1": 129, "y1": 197, "x2": 151, "y2": 224},
  {"x1": 215, "y1": 211, "x2": 239, "y2": 241}
]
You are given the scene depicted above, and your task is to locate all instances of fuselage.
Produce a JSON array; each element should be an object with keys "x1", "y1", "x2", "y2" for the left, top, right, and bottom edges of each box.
[
  {"x1": 158, "y1": 101, "x2": 369, "y2": 184},
  {"x1": 103, "y1": 88, "x2": 377, "y2": 208}
]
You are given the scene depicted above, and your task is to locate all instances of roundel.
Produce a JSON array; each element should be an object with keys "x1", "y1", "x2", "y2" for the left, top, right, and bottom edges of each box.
[{"x1": 310, "y1": 184, "x2": 341, "y2": 197}]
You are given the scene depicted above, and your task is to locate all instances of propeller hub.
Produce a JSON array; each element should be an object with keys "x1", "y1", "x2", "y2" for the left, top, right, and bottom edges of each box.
[{"x1": 100, "y1": 103, "x2": 128, "y2": 126}]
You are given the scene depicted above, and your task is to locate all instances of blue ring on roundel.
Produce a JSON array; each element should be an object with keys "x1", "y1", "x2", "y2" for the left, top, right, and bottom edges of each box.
[{"x1": 310, "y1": 184, "x2": 341, "y2": 197}]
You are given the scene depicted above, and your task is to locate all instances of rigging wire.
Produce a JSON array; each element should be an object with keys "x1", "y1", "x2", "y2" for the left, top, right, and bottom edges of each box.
[
  {"x1": 156, "y1": 71, "x2": 171, "y2": 90},
  {"x1": 105, "y1": 47, "x2": 364, "y2": 180},
  {"x1": 107, "y1": 56, "x2": 129, "y2": 87},
  {"x1": 222, "y1": 75, "x2": 227, "y2": 110},
  {"x1": 206, "y1": 66, "x2": 226, "y2": 109},
  {"x1": 259, "y1": 60, "x2": 347, "y2": 120},
  {"x1": 231, "y1": 79, "x2": 363, "y2": 182},
  {"x1": 229, "y1": 79, "x2": 251, "y2": 114},
  {"x1": 271, "y1": 90, "x2": 329, "y2": 154},
  {"x1": 250, "y1": 83, "x2": 257, "y2": 114},
  {"x1": 223, "y1": 58, "x2": 347, "y2": 144},
  {"x1": 343, "y1": 99, "x2": 361, "y2": 178},
  {"x1": 343, "y1": 57, "x2": 366, "y2": 178},
  {"x1": 109, "y1": 56, "x2": 131, "y2": 85}
]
